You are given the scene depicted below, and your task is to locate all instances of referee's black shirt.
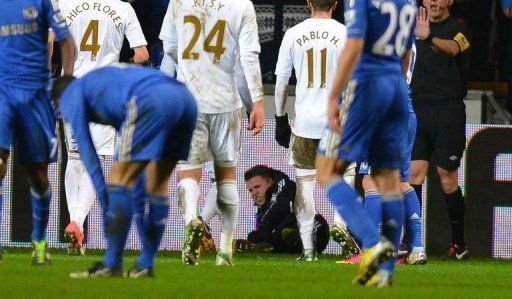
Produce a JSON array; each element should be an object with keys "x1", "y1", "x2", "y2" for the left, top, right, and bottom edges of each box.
[{"x1": 411, "y1": 16, "x2": 471, "y2": 102}]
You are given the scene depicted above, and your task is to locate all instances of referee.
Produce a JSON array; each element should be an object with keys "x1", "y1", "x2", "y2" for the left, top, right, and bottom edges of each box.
[{"x1": 410, "y1": 1, "x2": 471, "y2": 259}]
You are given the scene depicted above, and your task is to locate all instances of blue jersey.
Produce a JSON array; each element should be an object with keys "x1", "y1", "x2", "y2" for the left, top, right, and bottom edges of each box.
[
  {"x1": 0, "y1": 0, "x2": 69, "y2": 89},
  {"x1": 344, "y1": 0, "x2": 416, "y2": 77},
  {"x1": 61, "y1": 65, "x2": 196, "y2": 201}
]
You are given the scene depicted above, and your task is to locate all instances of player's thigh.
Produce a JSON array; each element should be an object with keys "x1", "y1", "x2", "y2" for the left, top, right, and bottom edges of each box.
[
  {"x1": 15, "y1": 89, "x2": 57, "y2": 164},
  {"x1": 287, "y1": 134, "x2": 320, "y2": 170},
  {"x1": 208, "y1": 109, "x2": 242, "y2": 167},
  {"x1": 145, "y1": 160, "x2": 177, "y2": 195},
  {"x1": 338, "y1": 77, "x2": 388, "y2": 164},
  {"x1": 368, "y1": 76, "x2": 408, "y2": 169},
  {"x1": 179, "y1": 112, "x2": 210, "y2": 168},
  {"x1": 0, "y1": 86, "x2": 15, "y2": 156},
  {"x1": 434, "y1": 101, "x2": 466, "y2": 171},
  {"x1": 162, "y1": 98, "x2": 198, "y2": 163}
]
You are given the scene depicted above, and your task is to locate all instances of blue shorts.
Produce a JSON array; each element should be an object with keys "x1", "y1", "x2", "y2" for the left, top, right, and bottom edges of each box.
[
  {"x1": 0, "y1": 85, "x2": 57, "y2": 164},
  {"x1": 332, "y1": 74, "x2": 409, "y2": 169},
  {"x1": 116, "y1": 83, "x2": 197, "y2": 162},
  {"x1": 358, "y1": 100, "x2": 417, "y2": 182}
]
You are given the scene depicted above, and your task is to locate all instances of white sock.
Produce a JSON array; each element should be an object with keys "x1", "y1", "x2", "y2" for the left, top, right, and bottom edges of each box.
[
  {"x1": 200, "y1": 182, "x2": 218, "y2": 224},
  {"x1": 65, "y1": 159, "x2": 95, "y2": 231},
  {"x1": 217, "y1": 180, "x2": 239, "y2": 257},
  {"x1": 295, "y1": 168, "x2": 317, "y2": 251},
  {"x1": 178, "y1": 178, "x2": 200, "y2": 225}
]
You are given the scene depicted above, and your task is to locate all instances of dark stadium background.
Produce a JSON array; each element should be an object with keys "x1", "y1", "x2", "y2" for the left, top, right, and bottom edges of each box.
[{"x1": 118, "y1": 0, "x2": 509, "y2": 85}]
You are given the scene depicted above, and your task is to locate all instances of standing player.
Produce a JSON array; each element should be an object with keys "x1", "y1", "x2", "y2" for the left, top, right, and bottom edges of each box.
[
  {"x1": 159, "y1": 0, "x2": 265, "y2": 266},
  {"x1": 274, "y1": 0, "x2": 348, "y2": 262},
  {"x1": 57, "y1": 0, "x2": 148, "y2": 255},
  {"x1": 53, "y1": 65, "x2": 197, "y2": 277},
  {"x1": 316, "y1": 0, "x2": 416, "y2": 287},
  {"x1": 359, "y1": 43, "x2": 427, "y2": 265},
  {"x1": 0, "y1": 0, "x2": 75, "y2": 265}
]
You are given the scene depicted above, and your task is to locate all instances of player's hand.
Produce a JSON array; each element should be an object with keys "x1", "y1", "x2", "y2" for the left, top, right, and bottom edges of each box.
[
  {"x1": 328, "y1": 95, "x2": 342, "y2": 134},
  {"x1": 275, "y1": 114, "x2": 291, "y2": 148},
  {"x1": 249, "y1": 100, "x2": 265, "y2": 136},
  {"x1": 415, "y1": 6, "x2": 430, "y2": 40}
]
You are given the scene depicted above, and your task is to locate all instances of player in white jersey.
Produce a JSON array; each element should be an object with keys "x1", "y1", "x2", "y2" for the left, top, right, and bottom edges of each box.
[
  {"x1": 56, "y1": 0, "x2": 148, "y2": 255},
  {"x1": 274, "y1": 0, "x2": 355, "y2": 261},
  {"x1": 160, "y1": 0, "x2": 265, "y2": 266}
]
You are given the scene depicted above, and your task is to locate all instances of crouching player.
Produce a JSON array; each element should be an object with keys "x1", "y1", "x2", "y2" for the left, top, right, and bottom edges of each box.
[{"x1": 53, "y1": 65, "x2": 197, "y2": 278}]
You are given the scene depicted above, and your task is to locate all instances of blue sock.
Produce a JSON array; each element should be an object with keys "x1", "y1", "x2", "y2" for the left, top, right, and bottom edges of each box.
[
  {"x1": 380, "y1": 194, "x2": 404, "y2": 273},
  {"x1": 0, "y1": 180, "x2": 3, "y2": 244},
  {"x1": 326, "y1": 177, "x2": 380, "y2": 248},
  {"x1": 137, "y1": 194, "x2": 169, "y2": 269},
  {"x1": 132, "y1": 174, "x2": 147, "y2": 238},
  {"x1": 30, "y1": 186, "x2": 51, "y2": 242},
  {"x1": 363, "y1": 190, "x2": 381, "y2": 249},
  {"x1": 103, "y1": 185, "x2": 133, "y2": 270},
  {"x1": 403, "y1": 188, "x2": 423, "y2": 250}
]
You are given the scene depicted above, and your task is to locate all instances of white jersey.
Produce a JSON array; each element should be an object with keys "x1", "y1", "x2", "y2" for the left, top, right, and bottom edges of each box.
[
  {"x1": 275, "y1": 19, "x2": 347, "y2": 139},
  {"x1": 160, "y1": 0, "x2": 261, "y2": 114},
  {"x1": 59, "y1": 0, "x2": 147, "y2": 77}
]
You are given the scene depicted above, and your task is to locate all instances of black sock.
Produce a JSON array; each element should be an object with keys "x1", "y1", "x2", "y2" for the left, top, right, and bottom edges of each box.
[
  {"x1": 444, "y1": 187, "x2": 466, "y2": 246},
  {"x1": 411, "y1": 184, "x2": 423, "y2": 208}
]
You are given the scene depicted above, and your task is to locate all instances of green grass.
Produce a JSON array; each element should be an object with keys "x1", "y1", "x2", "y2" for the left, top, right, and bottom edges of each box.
[{"x1": 0, "y1": 249, "x2": 511, "y2": 298}]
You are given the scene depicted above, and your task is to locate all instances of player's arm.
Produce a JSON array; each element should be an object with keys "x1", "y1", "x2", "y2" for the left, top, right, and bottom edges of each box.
[
  {"x1": 159, "y1": 2, "x2": 179, "y2": 65},
  {"x1": 125, "y1": 4, "x2": 149, "y2": 64},
  {"x1": 239, "y1": 1, "x2": 265, "y2": 136},
  {"x1": 328, "y1": 1, "x2": 367, "y2": 132},
  {"x1": 415, "y1": 6, "x2": 470, "y2": 57},
  {"x1": 274, "y1": 31, "x2": 293, "y2": 147},
  {"x1": 45, "y1": 0, "x2": 75, "y2": 75},
  {"x1": 234, "y1": 61, "x2": 254, "y2": 112},
  {"x1": 60, "y1": 85, "x2": 108, "y2": 203},
  {"x1": 402, "y1": 49, "x2": 412, "y2": 77},
  {"x1": 48, "y1": 30, "x2": 55, "y2": 68},
  {"x1": 328, "y1": 38, "x2": 364, "y2": 133}
]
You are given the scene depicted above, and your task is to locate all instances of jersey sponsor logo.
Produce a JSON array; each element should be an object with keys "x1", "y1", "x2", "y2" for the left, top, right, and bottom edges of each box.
[
  {"x1": 0, "y1": 23, "x2": 39, "y2": 37},
  {"x1": 23, "y1": 6, "x2": 39, "y2": 20},
  {"x1": 453, "y1": 32, "x2": 470, "y2": 52}
]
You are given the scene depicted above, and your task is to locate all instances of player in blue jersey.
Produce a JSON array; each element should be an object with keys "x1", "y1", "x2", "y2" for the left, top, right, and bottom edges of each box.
[
  {"x1": 0, "y1": 0, "x2": 75, "y2": 265},
  {"x1": 359, "y1": 43, "x2": 427, "y2": 266},
  {"x1": 316, "y1": 0, "x2": 416, "y2": 287},
  {"x1": 52, "y1": 65, "x2": 197, "y2": 278}
]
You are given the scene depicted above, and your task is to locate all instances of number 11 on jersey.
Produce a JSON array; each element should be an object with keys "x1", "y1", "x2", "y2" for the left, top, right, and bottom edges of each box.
[{"x1": 306, "y1": 48, "x2": 327, "y2": 88}]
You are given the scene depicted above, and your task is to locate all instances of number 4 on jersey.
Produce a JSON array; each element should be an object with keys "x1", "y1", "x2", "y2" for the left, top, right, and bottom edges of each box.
[{"x1": 80, "y1": 20, "x2": 101, "y2": 61}]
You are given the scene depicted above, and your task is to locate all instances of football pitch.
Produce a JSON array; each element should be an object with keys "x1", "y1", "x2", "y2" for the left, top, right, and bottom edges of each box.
[{"x1": 0, "y1": 249, "x2": 511, "y2": 298}]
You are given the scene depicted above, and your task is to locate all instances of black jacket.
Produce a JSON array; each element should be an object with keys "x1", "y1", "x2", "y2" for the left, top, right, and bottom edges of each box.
[{"x1": 247, "y1": 169, "x2": 296, "y2": 243}]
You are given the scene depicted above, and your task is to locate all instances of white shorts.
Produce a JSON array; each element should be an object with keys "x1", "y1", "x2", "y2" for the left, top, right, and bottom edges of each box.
[
  {"x1": 65, "y1": 123, "x2": 116, "y2": 158},
  {"x1": 179, "y1": 109, "x2": 242, "y2": 170}
]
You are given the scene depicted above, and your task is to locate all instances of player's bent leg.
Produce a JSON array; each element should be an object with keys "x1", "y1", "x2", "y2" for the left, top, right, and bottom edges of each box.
[
  {"x1": 129, "y1": 160, "x2": 176, "y2": 278},
  {"x1": 295, "y1": 168, "x2": 317, "y2": 262},
  {"x1": 178, "y1": 167, "x2": 202, "y2": 225},
  {"x1": 25, "y1": 162, "x2": 52, "y2": 266},
  {"x1": 214, "y1": 165, "x2": 238, "y2": 266}
]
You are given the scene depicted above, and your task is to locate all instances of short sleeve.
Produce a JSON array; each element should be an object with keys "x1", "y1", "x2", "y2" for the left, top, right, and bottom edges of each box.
[
  {"x1": 44, "y1": 0, "x2": 70, "y2": 41},
  {"x1": 125, "y1": 5, "x2": 147, "y2": 48},
  {"x1": 238, "y1": 1, "x2": 261, "y2": 55},
  {"x1": 274, "y1": 30, "x2": 293, "y2": 79},
  {"x1": 452, "y1": 22, "x2": 471, "y2": 53},
  {"x1": 344, "y1": 0, "x2": 367, "y2": 39}
]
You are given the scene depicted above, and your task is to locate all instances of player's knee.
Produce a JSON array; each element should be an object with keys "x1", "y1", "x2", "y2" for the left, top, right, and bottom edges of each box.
[
  {"x1": 409, "y1": 164, "x2": 427, "y2": 185},
  {"x1": 0, "y1": 149, "x2": 9, "y2": 180},
  {"x1": 362, "y1": 175, "x2": 377, "y2": 191},
  {"x1": 400, "y1": 181, "x2": 413, "y2": 193},
  {"x1": 26, "y1": 164, "x2": 49, "y2": 193},
  {"x1": 217, "y1": 179, "x2": 239, "y2": 205},
  {"x1": 315, "y1": 156, "x2": 336, "y2": 186}
]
